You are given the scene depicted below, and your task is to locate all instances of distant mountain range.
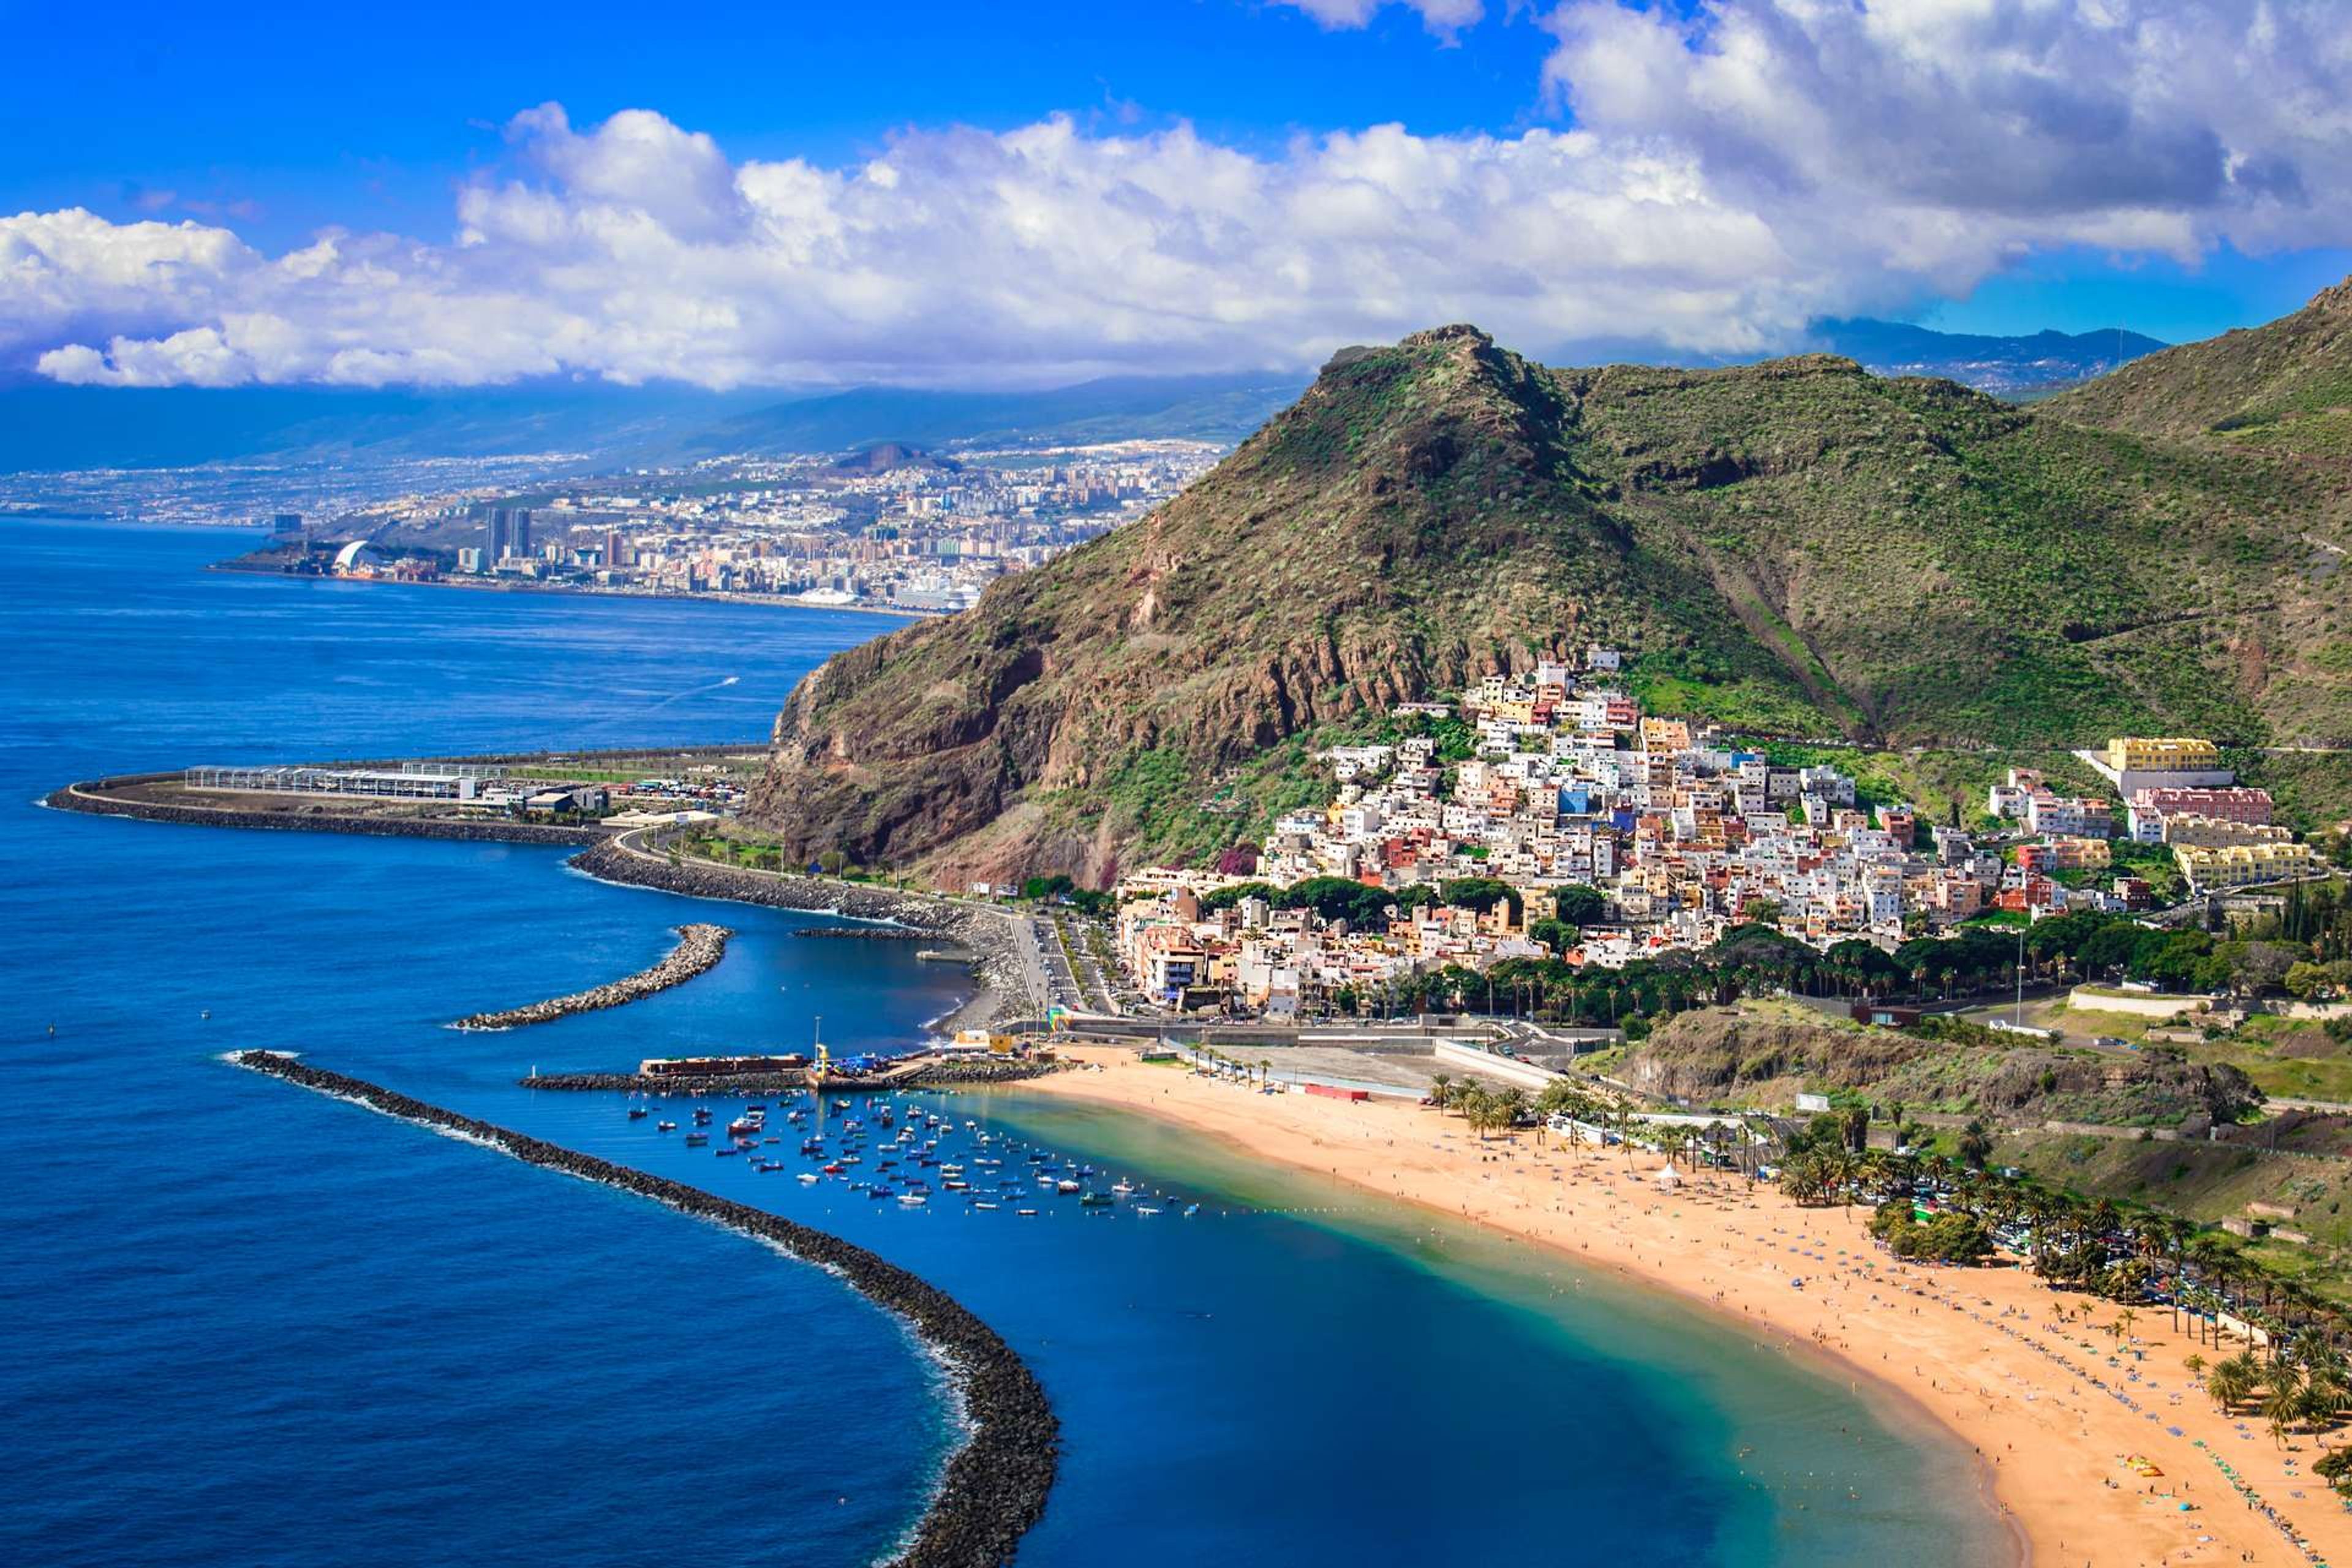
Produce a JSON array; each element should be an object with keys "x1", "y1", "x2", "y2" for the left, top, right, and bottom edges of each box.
[
  {"x1": 0, "y1": 373, "x2": 1306, "y2": 475},
  {"x1": 1810, "y1": 318, "x2": 2169, "y2": 396},
  {"x1": 0, "y1": 321, "x2": 2168, "y2": 475}
]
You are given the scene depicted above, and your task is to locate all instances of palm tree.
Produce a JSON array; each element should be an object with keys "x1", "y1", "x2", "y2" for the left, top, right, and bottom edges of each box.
[
  {"x1": 1430, "y1": 1072, "x2": 1453, "y2": 1110},
  {"x1": 2264, "y1": 1379, "x2": 2305, "y2": 1445},
  {"x1": 2207, "y1": 1359, "x2": 2254, "y2": 1414}
]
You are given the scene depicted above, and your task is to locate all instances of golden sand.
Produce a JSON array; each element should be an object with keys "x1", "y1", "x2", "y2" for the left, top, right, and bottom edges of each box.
[{"x1": 1028, "y1": 1049, "x2": 2351, "y2": 1568}]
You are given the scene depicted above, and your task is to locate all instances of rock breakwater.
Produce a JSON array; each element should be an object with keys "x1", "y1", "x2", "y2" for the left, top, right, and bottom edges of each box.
[
  {"x1": 453, "y1": 923, "x2": 732, "y2": 1031},
  {"x1": 569, "y1": 838, "x2": 1033, "y2": 1027},
  {"x1": 232, "y1": 1050, "x2": 1058, "y2": 1568}
]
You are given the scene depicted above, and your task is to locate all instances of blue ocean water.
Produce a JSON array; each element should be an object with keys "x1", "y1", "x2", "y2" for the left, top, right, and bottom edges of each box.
[{"x1": 0, "y1": 519, "x2": 2010, "y2": 1567}]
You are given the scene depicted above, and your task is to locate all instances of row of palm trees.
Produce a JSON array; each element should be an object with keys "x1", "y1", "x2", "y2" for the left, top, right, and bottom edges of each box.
[{"x1": 2192, "y1": 1343, "x2": 2352, "y2": 1447}]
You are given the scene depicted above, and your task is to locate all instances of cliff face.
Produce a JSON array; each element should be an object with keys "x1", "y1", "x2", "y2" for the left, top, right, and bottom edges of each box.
[{"x1": 751, "y1": 287, "x2": 2352, "y2": 884}]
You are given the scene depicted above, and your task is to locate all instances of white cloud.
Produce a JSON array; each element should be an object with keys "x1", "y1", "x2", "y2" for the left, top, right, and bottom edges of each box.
[
  {"x1": 1275, "y1": 0, "x2": 1485, "y2": 36},
  {"x1": 9, "y1": 2, "x2": 2350, "y2": 390}
]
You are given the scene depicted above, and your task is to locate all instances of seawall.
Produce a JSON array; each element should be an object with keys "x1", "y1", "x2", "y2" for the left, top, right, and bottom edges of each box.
[
  {"x1": 232, "y1": 1049, "x2": 1058, "y2": 1568},
  {"x1": 453, "y1": 923, "x2": 733, "y2": 1030},
  {"x1": 47, "y1": 775, "x2": 604, "y2": 847}
]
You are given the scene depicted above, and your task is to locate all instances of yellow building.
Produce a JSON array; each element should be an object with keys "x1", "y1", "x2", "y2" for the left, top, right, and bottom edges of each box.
[
  {"x1": 2173, "y1": 840, "x2": 2320, "y2": 891},
  {"x1": 2108, "y1": 736, "x2": 2222, "y2": 774}
]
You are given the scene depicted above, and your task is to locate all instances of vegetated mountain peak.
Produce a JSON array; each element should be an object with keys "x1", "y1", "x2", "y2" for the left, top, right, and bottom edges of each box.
[
  {"x1": 747, "y1": 309, "x2": 2352, "y2": 885},
  {"x1": 2045, "y1": 273, "x2": 2352, "y2": 454}
]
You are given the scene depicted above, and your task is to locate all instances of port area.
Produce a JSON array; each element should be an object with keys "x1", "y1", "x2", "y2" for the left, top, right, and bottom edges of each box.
[
  {"x1": 50, "y1": 744, "x2": 769, "y2": 840},
  {"x1": 522, "y1": 1047, "x2": 1067, "y2": 1095}
]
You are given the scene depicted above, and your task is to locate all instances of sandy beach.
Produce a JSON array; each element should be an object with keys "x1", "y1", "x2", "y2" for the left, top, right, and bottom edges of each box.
[{"x1": 1028, "y1": 1048, "x2": 2352, "y2": 1568}]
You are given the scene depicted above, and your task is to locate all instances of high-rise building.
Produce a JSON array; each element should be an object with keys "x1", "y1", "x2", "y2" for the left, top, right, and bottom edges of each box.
[
  {"x1": 604, "y1": 528, "x2": 627, "y2": 570},
  {"x1": 512, "y1": 509, "x2": 532, "y2": 559},
  {"x1": 487, "y1": 508, "x2": 510, "y2": 560}
]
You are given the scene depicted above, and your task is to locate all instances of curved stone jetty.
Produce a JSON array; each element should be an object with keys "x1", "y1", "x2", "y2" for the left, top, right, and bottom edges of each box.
[
  {"x1": 232, "y1": 1050, "x2": 1059, "y2": 1568},
  {"x1": 570, "y1": 837, "x2": 1031, "y2": 1026},
  {"x1": 453, "y1": 923, "x2": 732, "y2": 1030}
]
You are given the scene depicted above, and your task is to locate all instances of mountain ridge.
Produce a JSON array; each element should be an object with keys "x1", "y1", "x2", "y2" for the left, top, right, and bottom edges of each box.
[{"x1": 744, "y1": 284, "x2": 2352, "y2": 885}]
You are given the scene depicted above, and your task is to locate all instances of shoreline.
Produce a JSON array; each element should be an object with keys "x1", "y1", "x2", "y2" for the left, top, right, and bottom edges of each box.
[
  {"x1": 53, "y1": 760, "x2": 1035, "y2": 1036},
  {"x1": 1024, "y1": 1049, "x2": 2352, "y2": 1568},
  {"x1": 451, "y1": 922, "x2": 731, "y2": 1030},
  {"x1": 207, "y1": 560, "x2": 943, "y2": 619},
  {"x1": 567, "y1": 835, "x2": 1036, "y2": 1031},
  {"x1": 230, "y1": 1049, "x2": 1057, "y2": 1568}
]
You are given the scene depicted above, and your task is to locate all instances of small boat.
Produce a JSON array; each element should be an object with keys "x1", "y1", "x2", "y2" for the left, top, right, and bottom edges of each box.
[
  {"x1": 684, "y1": 1132, "x2": 709, "y2": 1147},
  {"x1": 797, "y1": 1172, "x2": 820, "y2": 1185},
  {"x1": 692, "y1": 1108, "x2": 712, "y2": 1124},
  {"x1": 1182, "y1": 1204, "x2": 1199, "y2": 1218},
  {"x1": 869, "y1": 1188, "x2": 892, "y2": 1200},
  {"x1": 1079, "y1": 1191, "x2": 1112, "y2": 1208},
  {"x1": 1110, "y1": 1180, "x2": 1136, "y2": 1195},
  {"x1": 1016, "y1": 1208, "x2": 1039, "y2": 1217},
  {"x1": 823, "y1": 1163, "x2": 844, "y2": 1175},
  {"x1": 897, "y1": 1194, "x2": 927, "y2": 1207},
  {"x1": 656, "y1": 1120, "x2": 677, "y2": 1132},
  {"x1": 627, "y1": 1107, "x2": 648, "y2": 1121},
  {"x1": 943, "y1": 1180, "x2": 969, "y2": 1192},
  {"x1": 1134, "y1": 1205, "x2": 1162, "y2": 1216},
  {"x1": 1056, "y1": 1179, "x2": 1082, "y2": 1194},
  {"x1": 715, "y1": 1147, "x2": 737, "y2": 1158},
  {"x1": 973, "y1": 1201, "x2": 1000, "y2": 1211}
]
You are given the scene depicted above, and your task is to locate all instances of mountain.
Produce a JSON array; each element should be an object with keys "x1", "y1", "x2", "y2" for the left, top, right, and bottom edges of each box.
[
  {"x1": 1810, "y1": 318, "x2": 2167, "y2": 396},
  {"x1": 678, "y1": 373, "x2": 1306, "y2": 456},
  {"x1": 0, "y1": 372, "x2": 1306, "y2": 474},
  {"x1": 0, "y1": 382, "x2": 769, "y2": 472},
  {"x1": 2043, "y1": 277, "x2": 2352, "y2": 454},
  {"x1": 745, "y1": 288, "x2": 2352, "y2": 886}
]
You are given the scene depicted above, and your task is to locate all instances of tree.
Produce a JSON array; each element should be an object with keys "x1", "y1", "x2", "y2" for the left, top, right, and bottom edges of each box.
[
  {"x1": 1958, "y1": 1120, "x2": 1994, "y2": 1172},
  {"x1": 1553, "y1": 885, "x2": 1607, "y2": 925}
]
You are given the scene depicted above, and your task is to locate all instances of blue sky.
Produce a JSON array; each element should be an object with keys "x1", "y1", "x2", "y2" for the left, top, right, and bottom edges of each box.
[{"x1": 2, "y1": 0, "x2": 2347, "y2": 387}]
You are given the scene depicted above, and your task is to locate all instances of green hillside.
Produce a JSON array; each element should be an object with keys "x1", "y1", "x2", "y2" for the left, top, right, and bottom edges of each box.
[{"x1": 747, "y1": 286, "x2": 2352, "y2": 883}]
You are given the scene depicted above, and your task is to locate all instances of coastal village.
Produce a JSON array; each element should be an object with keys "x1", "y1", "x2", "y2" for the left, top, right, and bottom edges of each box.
[{"x1": 1106, "y1": 647, "x2": 2322, "y2": 1016}]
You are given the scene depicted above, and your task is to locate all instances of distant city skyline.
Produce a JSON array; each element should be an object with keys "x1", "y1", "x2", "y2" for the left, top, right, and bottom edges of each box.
[{"x1": 3, "y1": 0, "x2": 2348, "y2": 389}]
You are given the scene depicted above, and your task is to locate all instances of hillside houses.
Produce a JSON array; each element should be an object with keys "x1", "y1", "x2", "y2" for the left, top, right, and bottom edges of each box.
[{"x1": 1109, "y1": 680, "x2": 2332, "y2": 1013}]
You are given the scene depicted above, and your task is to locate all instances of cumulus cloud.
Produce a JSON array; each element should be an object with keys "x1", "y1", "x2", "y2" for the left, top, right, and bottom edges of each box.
[{"x1": 8, "y1": 1, "x2": 2350, "y2": 390}]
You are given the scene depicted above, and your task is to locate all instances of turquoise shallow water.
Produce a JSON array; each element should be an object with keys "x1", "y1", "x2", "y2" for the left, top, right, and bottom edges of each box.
[{"x1": 0, "y1": 518, "x2": 2008, "y2": 1566}]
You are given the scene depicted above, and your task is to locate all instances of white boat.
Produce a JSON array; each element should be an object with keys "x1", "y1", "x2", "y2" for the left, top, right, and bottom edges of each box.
[
  {"x1": 897, "y1": 1194, "x2": 927, "y2": 1207},
  {"x1": 797, "y1": 1172, "x2": 820, "y2": 1185}
]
